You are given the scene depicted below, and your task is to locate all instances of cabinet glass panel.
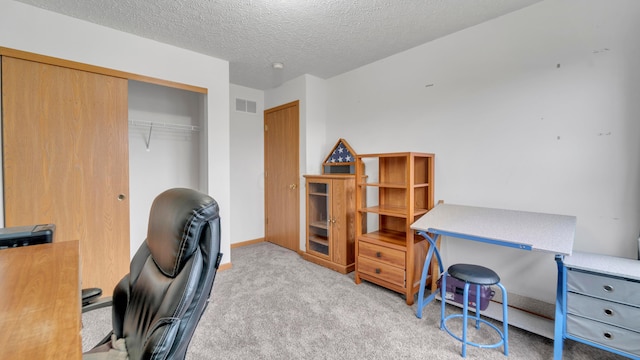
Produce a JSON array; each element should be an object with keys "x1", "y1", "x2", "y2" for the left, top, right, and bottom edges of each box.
[{"x1": 308, "y1": 182, "x2": 329, "y2": 256}]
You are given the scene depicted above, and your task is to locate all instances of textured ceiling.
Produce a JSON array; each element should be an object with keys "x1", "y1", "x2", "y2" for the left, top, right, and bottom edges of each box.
[{"x1": 15, "y1": 0, "x2": 542, "y2": 90}]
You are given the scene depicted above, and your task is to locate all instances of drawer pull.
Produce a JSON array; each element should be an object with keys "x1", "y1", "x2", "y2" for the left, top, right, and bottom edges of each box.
[
  {"x1": 603, "y1": 308, "x2": 614, "y2": 316},
  {"x1": 603, "y1": 332, "x2": 614, "y2": 340},
  {"x1": 375, "y1": 268, "x2": 381, "y2": 274},
  {"x1": 376, "y1": 252, "x2": 382, "y2": 258},
  {"x1": 603, "y1": 284, "x2": 614, "y2": 292}
]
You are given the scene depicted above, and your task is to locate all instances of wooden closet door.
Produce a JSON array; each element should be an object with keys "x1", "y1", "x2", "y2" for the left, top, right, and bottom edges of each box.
[{"x1": 2, "y1": 57, "x2": 130, "y2": 295}]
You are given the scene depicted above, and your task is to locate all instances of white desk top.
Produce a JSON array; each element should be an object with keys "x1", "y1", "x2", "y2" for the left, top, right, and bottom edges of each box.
[
  {"x1": 564, "y1": 251, "x2": 640, "y2": 281},
  {"x1": 411, "y1": 204, "x2": 576, "y2": 255}
]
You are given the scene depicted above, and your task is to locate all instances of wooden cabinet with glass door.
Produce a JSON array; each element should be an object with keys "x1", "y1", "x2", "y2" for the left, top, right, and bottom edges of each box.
[
  {"x1": 303, "y1": 175, "x2": 356, "y2": 274},
  {"x1": 354, "y1": 152, "x2": 437, "y2": 305}
]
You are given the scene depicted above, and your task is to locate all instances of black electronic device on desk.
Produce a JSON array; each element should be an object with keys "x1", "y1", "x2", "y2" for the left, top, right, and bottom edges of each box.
[{"x1": 0, "y1": 224, "x2": 55, "y2": 249}]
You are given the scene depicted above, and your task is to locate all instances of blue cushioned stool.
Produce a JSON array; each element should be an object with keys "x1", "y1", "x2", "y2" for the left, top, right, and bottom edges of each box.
[{"x1": 441, "y1": 264, "x2": 508, "y2": 357}]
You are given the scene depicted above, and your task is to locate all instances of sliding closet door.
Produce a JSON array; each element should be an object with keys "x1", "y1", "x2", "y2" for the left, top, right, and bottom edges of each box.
[{"x1": 2, "y1": 56, "x2": 130, "y2": 295}]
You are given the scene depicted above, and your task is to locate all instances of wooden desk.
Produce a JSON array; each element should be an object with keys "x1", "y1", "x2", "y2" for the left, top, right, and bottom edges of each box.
[
  {"x1": 411, "y1": 203, "x2": 576, "y2": 339},
  {"x1": 0, "y1": 241, "x2": 81, "y2": 359}
]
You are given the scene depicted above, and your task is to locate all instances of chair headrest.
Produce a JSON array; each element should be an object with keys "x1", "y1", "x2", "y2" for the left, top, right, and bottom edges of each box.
[{"x1": 146, "y1": 188, "x2": 219, "y2": 277}]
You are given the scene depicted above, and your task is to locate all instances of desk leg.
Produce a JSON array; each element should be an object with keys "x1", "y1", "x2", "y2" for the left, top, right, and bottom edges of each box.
[
  {"x1": 416, "y1": 232, "x2": 444, "y2": 319},
  {"x1": 553, "y1": 255, "x2": 566, "y2": 360}
]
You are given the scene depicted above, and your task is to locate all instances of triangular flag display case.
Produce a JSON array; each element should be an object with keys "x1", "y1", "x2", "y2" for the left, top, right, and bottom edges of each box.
[{"x1": 322, "y1": 138, "x2": 357, "y2": 174}]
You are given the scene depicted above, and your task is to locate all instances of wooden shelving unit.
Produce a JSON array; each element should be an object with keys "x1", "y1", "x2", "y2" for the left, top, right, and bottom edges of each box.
[
  {"x1": 354, "y1": 152, "x2": 436, "y2": 305},
  {"x1": 303, "y1": 175, "x2": 356, "y2": 274}
]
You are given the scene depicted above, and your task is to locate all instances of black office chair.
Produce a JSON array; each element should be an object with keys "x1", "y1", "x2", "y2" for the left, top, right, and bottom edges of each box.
[{"x1": 84, "y1": 188, "x2": 222, "y2": 360}]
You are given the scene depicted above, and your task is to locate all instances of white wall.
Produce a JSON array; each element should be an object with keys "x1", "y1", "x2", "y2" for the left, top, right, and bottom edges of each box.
[
  {"x1": 0, "y1": 0, "x2": 232, "y2": 265},
  {"x1": 324, "y1": 0, "x2": 640, "y2": 303},
  {"x1": 305, "y1": 75, "x2": 329, "y2": 175},
  {"x1": 230, "y1": 84, "x2": 265, "y2": 244}
]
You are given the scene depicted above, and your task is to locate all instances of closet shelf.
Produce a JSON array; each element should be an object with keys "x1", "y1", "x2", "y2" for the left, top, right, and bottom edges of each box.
[
  {"x1": 128, "y1": 119, "x2": 200, "y2": 132},
  {"x1": 129, "y1": 119, "x2": 200, "y2": 151}
]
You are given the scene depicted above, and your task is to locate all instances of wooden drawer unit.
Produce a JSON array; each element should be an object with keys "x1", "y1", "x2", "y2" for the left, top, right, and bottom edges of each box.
[
  {"x1": 358, "y1": 256, "x2": 405, "y2": 287},
  {"x1": 359, "y1": 241, "x2": 405, "y2": 268},
  {"x1": 562, "y1": 252, "x2": 640, "y2": 358}
]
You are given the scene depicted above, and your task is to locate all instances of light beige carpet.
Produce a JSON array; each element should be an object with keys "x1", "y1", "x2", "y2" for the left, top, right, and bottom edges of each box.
[{"x1": 82, "y1": 242, "x2": 627, "y2": 360}]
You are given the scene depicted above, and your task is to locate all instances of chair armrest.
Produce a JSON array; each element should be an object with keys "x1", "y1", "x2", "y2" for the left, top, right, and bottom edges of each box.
[{"x1": 82, "y1": 296, "x2": 113, "y2": 313}]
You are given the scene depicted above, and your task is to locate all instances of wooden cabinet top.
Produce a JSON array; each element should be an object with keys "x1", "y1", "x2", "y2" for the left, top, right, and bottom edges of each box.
[
  {"x1": 357, "y1": 152, "x2": 435, "y2": 158},
  {"x1": 304, "y1": 174, "x2": 355, "y2": 180}
]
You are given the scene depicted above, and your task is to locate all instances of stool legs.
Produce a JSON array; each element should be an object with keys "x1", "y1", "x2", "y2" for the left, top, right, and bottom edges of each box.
[
  {"x1": 440, "y1": 271, "x2": 448, "y2": 330},
  {"x1": 440, "y1": 275, "x2": 509, "y2": 357},
  {"x1": 498, "y1": 282, "x2": 509, "y2": 356},
  {"x1": 474, "y1": 285, "x2": 481, "y2": 329},
  {"x1": 461, "y1": 283, "x2": 485, "y2": 357},
  {"x1": 462, "y1": 282, "x2": 469, "y2": 357}
]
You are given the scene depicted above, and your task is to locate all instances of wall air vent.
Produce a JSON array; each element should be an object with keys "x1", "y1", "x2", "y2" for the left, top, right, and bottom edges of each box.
[{"x1": 235, "y1": 98, "x2": 257, "y2": 114}]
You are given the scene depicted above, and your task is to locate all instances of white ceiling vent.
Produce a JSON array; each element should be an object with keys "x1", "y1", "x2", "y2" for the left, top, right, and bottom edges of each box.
[{"x1": 235, "y1": 98, "x2": 257, "y2": 114}]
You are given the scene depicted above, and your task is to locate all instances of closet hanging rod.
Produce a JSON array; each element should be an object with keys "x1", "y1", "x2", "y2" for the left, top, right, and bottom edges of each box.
[{"x1": 128, "y1": 119, "x2": 200, "y2": 132}]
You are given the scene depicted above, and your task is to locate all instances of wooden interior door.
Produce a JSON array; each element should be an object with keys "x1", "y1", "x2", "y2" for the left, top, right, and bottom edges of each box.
[
  {"x1": 264, "y1": 100, "x2": 300, "y2": 252},
  {"x1": 2, "y1": 56, "x2": 130, "y2": 295}
]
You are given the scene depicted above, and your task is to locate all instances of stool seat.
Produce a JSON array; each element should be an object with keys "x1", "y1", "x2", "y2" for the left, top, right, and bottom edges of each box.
[{"x1": 448, "y1": 264, "x2": 500, "y2": 285}]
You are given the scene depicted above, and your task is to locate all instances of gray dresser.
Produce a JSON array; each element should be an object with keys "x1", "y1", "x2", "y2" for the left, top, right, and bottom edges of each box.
[{"x1": 563, "y1": 252, "x2": 640, "y2": 358}]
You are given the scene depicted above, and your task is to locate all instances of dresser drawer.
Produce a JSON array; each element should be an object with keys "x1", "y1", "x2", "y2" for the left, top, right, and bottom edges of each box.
[
  {"x1": 567, "y1": 315, "x2": 640, "y2": 356},
  {"x1": 358, "y1": 256, "x2": 405, "y2": 287},
  {"x1": 567, "y1": 269, "x2": 640, "y2": 307},
  {"x1": 359, "y1": 241, "x2": 405, "y2": 268},
  {"x1": 568, "y1": 292, "x2": 640, "y2": 332}
]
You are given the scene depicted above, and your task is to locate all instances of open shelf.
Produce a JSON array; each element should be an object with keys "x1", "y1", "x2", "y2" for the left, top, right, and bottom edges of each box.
[{"x1": 355, "y1": 152, "x2": 436, "y2": 305}]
